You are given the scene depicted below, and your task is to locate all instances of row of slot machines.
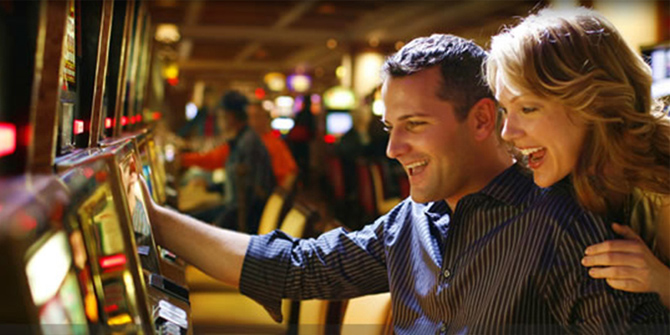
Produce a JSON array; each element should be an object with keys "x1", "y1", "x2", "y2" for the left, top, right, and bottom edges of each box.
[{"x1": 0, "y1": 130, "x2": 189, "y2": 334}]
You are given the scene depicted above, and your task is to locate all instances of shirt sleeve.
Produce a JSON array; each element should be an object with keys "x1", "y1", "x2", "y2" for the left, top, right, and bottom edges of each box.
[
  {"x1": 239, "y1": 218, "x2": 389, "y2": 323},
  {"x1": 544, "y1": 210, "x2": 669, "y2": 334}
]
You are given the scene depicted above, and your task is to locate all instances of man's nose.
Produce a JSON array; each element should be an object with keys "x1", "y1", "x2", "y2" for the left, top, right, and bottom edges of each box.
[{"x1": 386, "y1": 129, "x2": 408, "y2": 159}]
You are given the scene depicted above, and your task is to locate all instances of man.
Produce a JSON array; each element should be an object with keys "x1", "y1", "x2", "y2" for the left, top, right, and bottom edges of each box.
[
  {"x1": 144, "y1": 35, "x2": 667, "y2": 333},
  {"x1": 247, "y1": 102, "x2": 298, "y2": 189},
  {"x1": 203, "y1": 90, "x2": 275, "y2": 233}
]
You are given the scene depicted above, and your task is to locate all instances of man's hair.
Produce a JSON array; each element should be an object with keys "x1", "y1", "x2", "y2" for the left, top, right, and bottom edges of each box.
[
  {"x1": 221, "y1": 90, "x2": 249, "y2": 122},
  {"x1": 381, "y1": 34, "x2": 493, "y2": 121},
  {"x1": 486, "y1": 7, "x2": 670, "y2": 214}
]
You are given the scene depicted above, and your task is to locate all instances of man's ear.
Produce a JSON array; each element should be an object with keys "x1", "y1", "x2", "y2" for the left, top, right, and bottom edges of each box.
[{"x1": 468, "y1": 98, "x2": 497, "y2": 141}]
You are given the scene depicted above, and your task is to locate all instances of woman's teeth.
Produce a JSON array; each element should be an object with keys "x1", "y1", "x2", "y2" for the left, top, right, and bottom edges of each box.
[{"x1": 518, "y1": 147, "x2": 544, "y2": 156}]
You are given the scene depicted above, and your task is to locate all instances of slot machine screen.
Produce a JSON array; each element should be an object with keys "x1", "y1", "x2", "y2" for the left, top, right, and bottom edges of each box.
[
  {"x1": 77, "y1": 183, "x2": 140, "y2": 328},
  {"x1": 118, "y1": 153, "x2": 161, "y2": 274},
  {"x1": 24, "y1": 231, "x2": 88, "y2": 334},
  {"x1": 138, "y1": 144, "x2": 154, "y2": 198},
  {"x1": 57, "y1": 0, "x2": 77, "y2": 154}
]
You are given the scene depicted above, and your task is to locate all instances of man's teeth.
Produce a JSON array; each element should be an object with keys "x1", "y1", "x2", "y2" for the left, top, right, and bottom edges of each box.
[
  {"x1": 518, "y1": 147, "x2": 544, "y2": 156},
  {"x1": 406, "y1": 161, "x2": 427, "y2": 170},
  {"x1": 406, "y1": 160, "x2": 427, "y2": 175}
]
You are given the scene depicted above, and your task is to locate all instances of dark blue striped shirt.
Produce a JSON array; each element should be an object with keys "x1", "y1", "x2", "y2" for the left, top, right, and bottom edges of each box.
[{"x1": 240, "y1": 164, "x2": 669, "y2": 334}]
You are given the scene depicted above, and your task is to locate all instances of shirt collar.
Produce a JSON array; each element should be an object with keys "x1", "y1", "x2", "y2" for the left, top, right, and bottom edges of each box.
[{"x1": 477, "y1": 163, "x2": 538, "y2": 207}]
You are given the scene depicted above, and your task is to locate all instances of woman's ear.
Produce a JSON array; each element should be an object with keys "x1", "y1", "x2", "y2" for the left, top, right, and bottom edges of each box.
[{"x1": 468, "y1": 98, "x2": 497, "y2": 141}]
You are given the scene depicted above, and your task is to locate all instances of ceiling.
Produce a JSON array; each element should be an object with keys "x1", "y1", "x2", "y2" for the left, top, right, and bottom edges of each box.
[{"x1": 147, "y1": 0, "x2": 546, "y2": 94}]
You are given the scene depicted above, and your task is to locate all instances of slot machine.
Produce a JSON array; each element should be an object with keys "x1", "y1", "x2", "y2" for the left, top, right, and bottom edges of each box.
[
  {"x1": 0, "y1": 175, "x2": 93, "y2": 334},
  {"x1": 57, "y1": 139, "x2": 190, "y2": 334}
]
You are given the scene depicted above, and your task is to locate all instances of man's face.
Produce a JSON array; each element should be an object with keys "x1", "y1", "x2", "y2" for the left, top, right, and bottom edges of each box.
[{"x1": 382, "y1": 67, "x2": 476, "y2": 204}]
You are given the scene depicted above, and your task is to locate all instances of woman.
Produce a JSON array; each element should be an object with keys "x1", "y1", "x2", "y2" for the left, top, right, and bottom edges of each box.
[{"x1": 486, "y1": 7, "x2": 670, "y2": 307}]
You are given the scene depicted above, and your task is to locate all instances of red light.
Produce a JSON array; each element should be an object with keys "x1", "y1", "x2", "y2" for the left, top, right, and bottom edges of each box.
[
  {"x1": 105, "y1": 118, "x2": 112, "y2": 129},
  {"x1": 254, "y1": 88, "x2": 266, "y2": 100},
  {"x1": 167, "y1": 77, "x2": 179, "y2": 86},
  {"x1": 271, "y1": 130, "x2": 281, "y2": 138},
  {"x1": 99, "y1": 254, "x2": 127, "y2": 269},
  {"x1": 74, "y1": 120, "x2": 84, "y2": 135},
  {"x1": 82, "y1": 167, "x2": 95, "y2": 178},
  {"x1": 136, "y1": 114, "x2": 142, "y2": 122},
  {"x1": 0, "y1": 123, "x2": 17, "y2": 157},
  {"x1": 121, "y1": 116, "x2": 128, "y2": 126},
  {"x1": 104, "y1": 304, "x2": 119, "y2": 313},
  {"x1": 153, "y1": 112, "x2": 162, "y2": 120},
  {"x1": 324, "y1": 134, "x2": 336, "y2": 144},
  {"x1": 19, "y1": 212, "x2": 37, "y2": 231}
]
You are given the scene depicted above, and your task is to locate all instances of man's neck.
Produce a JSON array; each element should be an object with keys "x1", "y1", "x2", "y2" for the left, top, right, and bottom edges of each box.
[{"x1": 445, "y1": 151, "x2": 514, "y2": 211}]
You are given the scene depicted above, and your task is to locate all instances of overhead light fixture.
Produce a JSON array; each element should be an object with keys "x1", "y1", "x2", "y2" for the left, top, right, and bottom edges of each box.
[
  {"x1": 155, "y1": 24, "x2": 181, "y2": 43},
  {"x1": 264, "y1": 72, "x2": 286, "y2": 92}
]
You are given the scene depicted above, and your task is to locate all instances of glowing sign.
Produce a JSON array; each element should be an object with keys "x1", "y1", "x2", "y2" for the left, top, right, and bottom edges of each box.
[
  {"x1": 73, "y1": 120, "x2": 84, "y2": 135},
  {"x1": 0, "y1": 123, "x2": 17, "y2": 157},
  {"x1": 25, "y1": 232, "x2": 71, "y2": 306}
]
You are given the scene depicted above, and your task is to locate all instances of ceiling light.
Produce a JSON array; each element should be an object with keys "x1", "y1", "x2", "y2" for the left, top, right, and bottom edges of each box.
[{"x1": 155, "y1": 24, "x2": 180, "y2": 43}]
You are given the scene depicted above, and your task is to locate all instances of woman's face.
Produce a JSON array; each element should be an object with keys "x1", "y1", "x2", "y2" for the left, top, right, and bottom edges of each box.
[{"x1": 497, "y1": 85, "x2": 588, "y2": 188}]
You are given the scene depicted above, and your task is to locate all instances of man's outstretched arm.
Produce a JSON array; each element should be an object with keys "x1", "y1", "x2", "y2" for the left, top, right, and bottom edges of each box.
[{"x1": 141, "y1": 178, "x2": 250, "y2": 288}]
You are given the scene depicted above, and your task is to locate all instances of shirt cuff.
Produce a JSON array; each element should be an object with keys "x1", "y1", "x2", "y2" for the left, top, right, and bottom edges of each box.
[{"x1": 238, "y1": 231, "x2": 295, "y2": 323}]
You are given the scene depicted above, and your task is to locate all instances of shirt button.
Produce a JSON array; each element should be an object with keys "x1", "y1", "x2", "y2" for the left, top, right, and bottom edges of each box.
[{"x1": 443, "y1": 269, "x2": 451, "y2": 278}]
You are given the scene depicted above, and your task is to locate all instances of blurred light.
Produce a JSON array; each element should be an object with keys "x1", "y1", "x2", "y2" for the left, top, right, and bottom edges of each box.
[
  {"x1": 73, "y1": 120, "x2": 84, "y2": 135},
  {"x1": 369, "y1": 37, "x2": 380, "y2": 47},
  {"x1": 287, "y1": 74, "x2": 312, "y2": 93},
  {"x1": 25, "y1": 232, "x2": 70, "y2": 305},
  {"x1": 0, "y1": 123, "x2": 17, "y2": 157},
  {"x1": 262, "y1": 100, "x2": 275, "y2": 111},
  {"x1": 326, "y1": 38, "x2": 338, "y2": 49},
  {"x1": 324, "y1": 86, "x2": 356, "y2": 110},
  {"x1": 153, "y1": 111, "x2": 162, "y2": 120},
  {"x1": 264, "y1": 72, "x2": 286, "y2": 92},
  {"x1": 185, "y1": 102, "x2": 198, "y2": 120},
  {"x1": 335, "y1": 66, "x2": 345, "y2": 79},
  {"x1": 121, "y1": 116, "x2": 128, "y2": 126},
  {"x1": 136, "y1": 114, "x2": 142, "y2": 123},
  {"x1": 372, "y1": 99, "x2": 385, "y2": 116},
  {"x1": 324, "y1": 134, "x2": 336, "y2": 144},
  {"x1": 163, "y1": 63, "x2": 179, "y2": 79},
  {"x1": 107, "y1": 314, "x2": 132, "y2": 326},
  {"x1": 99, "y1": 254, "x2": 127, "y2": 269},
  {"x1": 165, "y1": 144, "x2": 175, "y2": 162},
  {"x1": 395, "y1": 41, "x2": 405, "y2": 50},
  {"x1": 167, "y1": 77, "x2": 179, "y2": 86},
  {"x1": 254, "y1": 87, "x2": 266, "y2": 100},
  {"x1": 105, "y1": 118, "x2": 113, "y2": 129},
  {"x1": 271, "y1": 117, "x2": 295, "y2": 134},
  {"x1": 155, "y1": 24, "x2": 180, "y2": 43},
  {"x1": 276, "y1": 96, "x2": 294, "y2": 108}
]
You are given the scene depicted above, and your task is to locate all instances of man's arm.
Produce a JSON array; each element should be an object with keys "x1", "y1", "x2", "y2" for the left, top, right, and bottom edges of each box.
[{"x1": 141, "y1": 178, "x2": 249, "y2": 288}]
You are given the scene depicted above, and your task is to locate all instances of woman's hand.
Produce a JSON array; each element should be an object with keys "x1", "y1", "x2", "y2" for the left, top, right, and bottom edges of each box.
[{"x1": 582, "y1": 223, "x2": 670, "y2": 308}]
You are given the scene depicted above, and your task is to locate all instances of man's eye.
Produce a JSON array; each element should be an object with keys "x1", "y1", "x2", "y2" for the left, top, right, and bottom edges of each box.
[
  {"x1": 406, "y1": 121, "x2": 426, "y2": 129},
  {"x1": 383, "y1": 126, "x2": 391, "y2": 133},
  {"x1": 521, "y1": 106, "x2": 538, "y2": 114},
  {"x1": 499, "y1": 107, "x2": 508, "y2": 116}
]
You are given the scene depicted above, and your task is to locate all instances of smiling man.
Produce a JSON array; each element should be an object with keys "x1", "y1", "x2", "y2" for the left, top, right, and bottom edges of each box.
[{"x1": 144, "y1": 34, "x2": 668, "y2": 333}]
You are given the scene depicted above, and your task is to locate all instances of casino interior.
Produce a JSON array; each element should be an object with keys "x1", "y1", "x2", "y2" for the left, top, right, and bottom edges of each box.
[{"x1": 0, "y1": 0, "x2": 668, "y2": 334}]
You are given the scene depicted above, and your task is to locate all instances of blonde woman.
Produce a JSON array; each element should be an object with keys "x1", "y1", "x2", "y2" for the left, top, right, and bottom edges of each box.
[{"x1": 486, "y1": 7, "x2": 670, "y2": 307}]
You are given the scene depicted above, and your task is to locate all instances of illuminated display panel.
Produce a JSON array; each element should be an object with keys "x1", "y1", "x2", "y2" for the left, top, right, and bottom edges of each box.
[
  {"x1": 118, "y1": 152, "x2": 161, "y2": 275},
  {"x1": 24, "y1": 231, "x2": 89, "y2": 335},
  {"x1": 76, "y1": 182, "x2": 142, "y2": 331},
  {"x1": 57, "y1": 0, "x2": 77, "y2": 154}
]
